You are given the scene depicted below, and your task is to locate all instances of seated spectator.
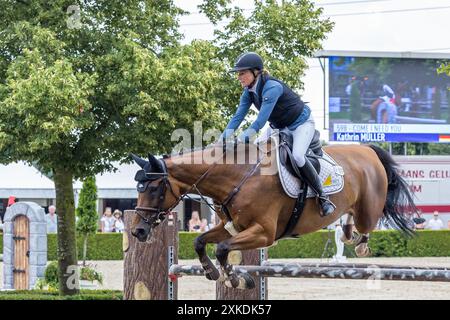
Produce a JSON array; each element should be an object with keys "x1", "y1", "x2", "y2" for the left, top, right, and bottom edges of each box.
[
  {"x1": 188, "y1": 211, "x2": 207, "y2": 233},
  {"x1": 101, "y1": 207, "x2": 115, "y2": 232},
  {"x1": 113, "y1": 209, "x2": 125, "y2": 233},
  {"x1": 425, "y1": 211, "x2": 444, "y2": 230}
]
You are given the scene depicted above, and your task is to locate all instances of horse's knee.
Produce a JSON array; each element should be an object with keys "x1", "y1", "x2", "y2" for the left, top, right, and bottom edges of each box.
[
  {"x1": 194, "y1": 236, "x2": 206, "y2": 255},
  {"x1": 216, "y1": 241, "x2": 230, "y2": 263}
]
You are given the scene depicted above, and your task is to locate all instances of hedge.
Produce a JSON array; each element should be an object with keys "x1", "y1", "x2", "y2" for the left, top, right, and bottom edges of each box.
[
  {"x1": 0, "y1": 230, "x2": 449, "y2": 260},
  {"x1": 0, "y1": 290, "x2": 122, "y2": 300}
]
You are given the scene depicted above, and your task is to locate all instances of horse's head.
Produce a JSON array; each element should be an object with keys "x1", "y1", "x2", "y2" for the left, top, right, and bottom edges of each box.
[{"x1": 130, "y1": 153, "x2": 177, "y2": 242}]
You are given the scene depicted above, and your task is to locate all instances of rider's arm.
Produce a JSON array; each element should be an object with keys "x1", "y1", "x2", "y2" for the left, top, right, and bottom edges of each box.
[
  {"x1": 239, "y1": 80, "x2": 283, "y2": 142},
  {"x1": 222, "y1": 90, "x2": 252, "y2": 139}
]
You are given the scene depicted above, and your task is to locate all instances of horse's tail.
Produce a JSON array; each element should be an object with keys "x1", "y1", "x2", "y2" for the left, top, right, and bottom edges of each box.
[{"x1": 368, "y1": 145, "x2": 417, "y2": 236}]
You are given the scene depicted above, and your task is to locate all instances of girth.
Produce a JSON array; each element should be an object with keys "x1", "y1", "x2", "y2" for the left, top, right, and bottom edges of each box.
[{"x1": 276, "y1": 130, "x2": 323, "y2": 239}]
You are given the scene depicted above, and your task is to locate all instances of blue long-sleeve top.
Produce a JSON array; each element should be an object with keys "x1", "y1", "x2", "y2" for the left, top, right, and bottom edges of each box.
[{"x1": 223, "y1": 77, "x2": 310, "y2": 141}]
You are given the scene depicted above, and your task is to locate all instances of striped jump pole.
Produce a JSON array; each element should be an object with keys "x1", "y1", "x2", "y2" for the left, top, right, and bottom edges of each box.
[{"x1": 169, "y1": 262, "x2": 450, "y2": 282}]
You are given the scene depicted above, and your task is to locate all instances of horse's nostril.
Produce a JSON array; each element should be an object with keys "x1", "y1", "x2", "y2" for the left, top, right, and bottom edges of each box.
[{"x1": 133, "y1": 228, "x2": 149, "y2": 242}]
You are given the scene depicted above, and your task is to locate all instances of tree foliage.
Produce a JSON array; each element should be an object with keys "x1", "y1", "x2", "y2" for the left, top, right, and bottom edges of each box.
[
  {"x1": 76, "y1": 176, "x2": 98, "y2": 266},
  {"x1": 199, "y1": 0, "x2": 334, "y2": 118},
  {"x1": 76, "y1": 176, "x2": 98, "y2": 235},
  {"x1": 0, "y1": 0, "x2": 334, "y2": 294}
]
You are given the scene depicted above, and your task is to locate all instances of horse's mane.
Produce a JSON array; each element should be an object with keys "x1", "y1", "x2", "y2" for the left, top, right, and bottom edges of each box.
[{"x1": 165, "y1": 141, "x2": 272, "y2": 159}]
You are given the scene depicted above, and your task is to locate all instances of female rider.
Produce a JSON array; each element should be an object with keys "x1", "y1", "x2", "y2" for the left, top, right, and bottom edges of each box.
[{"x1": 221, "y1": 52, "x2": 335, "y2": 216}]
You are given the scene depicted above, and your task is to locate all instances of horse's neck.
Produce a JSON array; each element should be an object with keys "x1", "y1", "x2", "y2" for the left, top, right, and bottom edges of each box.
[{"x1": 165, "y1": 148, "x2": 258, "y2": 201}]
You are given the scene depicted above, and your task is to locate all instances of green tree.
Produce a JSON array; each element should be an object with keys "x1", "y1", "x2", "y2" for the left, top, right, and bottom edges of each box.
[
  {"x1": 0, "y1": 1, "x2": 226, "y2": 295},
  {"x1": 76, "y1": 176, "x2": 98, "y2": 267},
  {"x1": 199, "y1": 0, "x2": 334, "y2": 111},
  {"x1": 0, "y1": 1, "x2": 334, "y2": 295}
]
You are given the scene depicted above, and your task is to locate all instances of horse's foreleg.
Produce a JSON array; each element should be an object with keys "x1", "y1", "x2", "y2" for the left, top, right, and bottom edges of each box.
[
  {"x1": 194, "y1": 222, "x2": 231, "y2": 281},
  {"x1": 215, "y1": 223, "x2": 270, "y2": 290}
]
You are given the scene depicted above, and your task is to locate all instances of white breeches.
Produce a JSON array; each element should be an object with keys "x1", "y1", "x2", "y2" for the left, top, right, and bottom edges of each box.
[{"x1": 254, "y1": 113, "x2": 316, "y2": 168}]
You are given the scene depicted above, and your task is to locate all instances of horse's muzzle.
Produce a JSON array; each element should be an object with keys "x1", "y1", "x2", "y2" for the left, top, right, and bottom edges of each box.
[{"x1": 131, "y1": 225, "x2": 151, "y2": 242}]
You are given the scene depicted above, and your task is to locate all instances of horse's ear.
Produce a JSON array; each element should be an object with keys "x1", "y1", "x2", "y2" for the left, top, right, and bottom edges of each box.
[
  {"x1": 148, "y1": 153, "x2": 163, "y2": 172},
  {"x1": 130, "y1": 153, "x2": 148, "y2": 169}
]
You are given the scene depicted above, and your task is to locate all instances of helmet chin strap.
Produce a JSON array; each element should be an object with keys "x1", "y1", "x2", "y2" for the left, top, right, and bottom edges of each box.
[{"x1": 249, "y1": 69, "x2": 261, "y2": 88}]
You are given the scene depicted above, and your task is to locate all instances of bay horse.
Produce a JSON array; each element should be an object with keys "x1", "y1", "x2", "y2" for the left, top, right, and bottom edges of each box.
[{"x1": 130, "y1": 142, "x2": 418, "y2": 290}]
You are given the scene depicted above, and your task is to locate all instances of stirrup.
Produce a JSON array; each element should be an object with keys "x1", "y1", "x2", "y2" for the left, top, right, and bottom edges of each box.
[{"x1": 318, "y1": 196, "x2": 336, "y2": 216}]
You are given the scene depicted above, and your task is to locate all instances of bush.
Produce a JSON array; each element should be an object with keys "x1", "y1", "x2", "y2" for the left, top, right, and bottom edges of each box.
[
  {"x1": 46, "y1": 233, "x2": 123, "y2": 260},
  {"x1": 43, "y1": 261, "x2": 59, "y2": 290},
  {"x1": 39, "y1": 261, "x2": 103, "y2": 289},
  {"x1": 80, "y1": 264, "x2": 103, "y2": 284},
  {"x1": 2, "y1": 230, "x2": 450, "y2": 261},
  {"x1": 0, "y1": 290, "x2": 122, "y2": 300}
]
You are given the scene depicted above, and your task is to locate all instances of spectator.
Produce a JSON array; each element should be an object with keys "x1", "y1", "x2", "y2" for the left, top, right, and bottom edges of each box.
[
  {"x1": 100, "y1": 207, "x2": 115, "y2": 232},
  {"x1": 188, "y1": 211, "x2": 207, "y2": 233},
  {"x1": 46, "y1": 205, "x2": 58, "y2": 234},
  {"x1": 113, "y1": 209, "x2": 125, "y2": 233},
  {"x1": 425, "y1": 211, "x2": 444, "y2": 230}
]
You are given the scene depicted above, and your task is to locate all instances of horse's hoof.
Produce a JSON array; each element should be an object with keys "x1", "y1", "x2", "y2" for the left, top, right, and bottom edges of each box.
[
  {"x1": 355, "y1": 243, "x2": 371, "y2": 257},
  {"x1": 239, "y1": 273, "x2": 256, "y2": 290}
]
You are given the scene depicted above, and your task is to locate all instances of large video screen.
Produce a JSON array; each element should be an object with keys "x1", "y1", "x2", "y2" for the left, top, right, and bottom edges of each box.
[{"x1": 328, "y1": 56, "x2": 450, "y2": 142}]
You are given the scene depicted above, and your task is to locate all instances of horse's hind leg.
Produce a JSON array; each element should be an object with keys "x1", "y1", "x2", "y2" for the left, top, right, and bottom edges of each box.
[
  {"x1": 194, "y1": 222, "x2": 231, "y2": 281},
  {"x1": 340, "y1": 212, "x2": 376, "y2": 257},
  {"x1": 354, "y1": 234, "x2": 371, "y2": 257},
  {"x1": 353, "y1": 207, "x2": 384, "y2": 258},
  {"x1": 216, "y1": 223, "x2": 271, "y2": 290},
  {"x1": 340, "y1": 213, "x2": 360, "y2": 244}
]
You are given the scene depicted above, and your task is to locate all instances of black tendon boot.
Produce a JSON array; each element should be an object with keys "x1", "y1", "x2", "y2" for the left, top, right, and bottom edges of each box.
[{"x1": 299, "y1": 158, "x2": 336, "y2": 216}]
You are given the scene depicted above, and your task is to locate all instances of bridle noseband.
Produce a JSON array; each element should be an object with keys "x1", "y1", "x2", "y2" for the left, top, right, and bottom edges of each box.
[
  {"x1": 134, "y1": 145, "x2": 266, "y2": 228},
  {"x1": 134, "y1": 159, "x2": 179, "y2": 227}
]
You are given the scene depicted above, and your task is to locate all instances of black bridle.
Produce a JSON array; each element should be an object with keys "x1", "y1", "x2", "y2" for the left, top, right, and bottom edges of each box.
[
  {"x1": 134, "y1": 145, "x2": 265, "y2": 228},
  {"x1": 134, "y1": 158, "x2": 219, "y2": 227}
]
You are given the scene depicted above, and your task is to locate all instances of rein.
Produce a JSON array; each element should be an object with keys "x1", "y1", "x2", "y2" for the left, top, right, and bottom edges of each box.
[{"x1": 135, "y1": 143, "x2": 267, "y2": 226}]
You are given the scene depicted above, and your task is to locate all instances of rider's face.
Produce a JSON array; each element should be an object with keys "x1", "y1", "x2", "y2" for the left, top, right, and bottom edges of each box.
[{"x1": 237, "y1": 70, "x2": 255, "y2": 88}]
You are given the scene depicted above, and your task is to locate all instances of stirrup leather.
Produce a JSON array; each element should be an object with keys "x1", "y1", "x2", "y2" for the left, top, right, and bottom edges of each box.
[{"x1": 318, "y1": 196, "x2": 336, "y2": 210}]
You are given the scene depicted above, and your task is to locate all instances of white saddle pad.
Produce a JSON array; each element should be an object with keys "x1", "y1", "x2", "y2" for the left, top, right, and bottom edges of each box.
[{"x1": 271, "y1": 135, "x2": 345, "y2": 199}]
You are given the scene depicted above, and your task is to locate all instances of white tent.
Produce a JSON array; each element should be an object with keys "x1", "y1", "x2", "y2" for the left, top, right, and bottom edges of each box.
[{"x1": 0, "y1": 161, "x2": 139, "y2": 199}]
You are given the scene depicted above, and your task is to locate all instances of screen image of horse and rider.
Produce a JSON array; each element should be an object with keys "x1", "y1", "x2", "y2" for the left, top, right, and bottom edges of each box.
[{"x1": 328, "y1": 56, "x2": 450, "y2": 143}]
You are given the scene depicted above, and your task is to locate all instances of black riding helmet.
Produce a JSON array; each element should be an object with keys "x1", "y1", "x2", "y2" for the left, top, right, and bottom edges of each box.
[{"x1": 229, "y1": 52, "x2": 264, "y2": 72}]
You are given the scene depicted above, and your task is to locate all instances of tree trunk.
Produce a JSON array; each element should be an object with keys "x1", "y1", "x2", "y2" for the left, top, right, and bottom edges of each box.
[
  {"x1": 83, "y1": 235, "x2": 88, "y2": 267},
  {"x1": 53, "y1": 167, "x2": 79, "y2": 295}
]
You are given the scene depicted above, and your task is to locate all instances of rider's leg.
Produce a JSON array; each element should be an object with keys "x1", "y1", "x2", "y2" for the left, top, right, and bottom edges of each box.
[{"x1": 291, "y1": 114, "x2": 335, "y2": 216}]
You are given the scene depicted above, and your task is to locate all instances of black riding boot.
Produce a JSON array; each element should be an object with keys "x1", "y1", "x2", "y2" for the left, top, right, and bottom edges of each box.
[{"x1": 299, "y1": 158, "x2": 336, "y2": 217}]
